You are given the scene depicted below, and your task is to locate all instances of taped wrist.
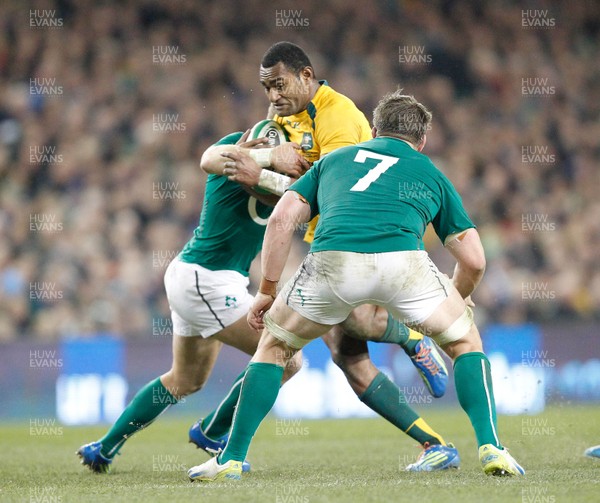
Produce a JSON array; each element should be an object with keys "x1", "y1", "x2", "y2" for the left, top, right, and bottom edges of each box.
[
  {"x1": 248, "y1": 148, "x2": 273, "y2": 168},
  {"x1": 258, "y1": 170, "x2": 293, "y2": 196},
  {"x1": 259, "y1": 277, "x2": 278, "y2": 298}
]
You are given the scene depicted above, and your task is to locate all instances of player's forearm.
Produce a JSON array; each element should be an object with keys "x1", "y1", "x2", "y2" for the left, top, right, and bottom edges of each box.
[
  {"x1": 451, "y1": 262, "x2": 484, "y2": 299},
  {"x1": 260, "y1": 218, "x2": 295, "y2": 294},
  {"x1": 200, "y1": 145, "x2": 238, "y2": 174},
  {"x1": 445, "y1": 228, "x2": 486, "y2": 299},
  {"x1": 200, "y1": 145, "x2": 274, "y2": 174},
  {"x1": 259, "y1": 192, "x2": 312, "y2": 295}
]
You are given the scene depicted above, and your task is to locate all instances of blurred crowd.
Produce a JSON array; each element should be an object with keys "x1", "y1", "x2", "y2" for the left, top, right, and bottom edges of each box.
[{"x1": 0, "y1": 0, "x2": 598, "y2": 340}]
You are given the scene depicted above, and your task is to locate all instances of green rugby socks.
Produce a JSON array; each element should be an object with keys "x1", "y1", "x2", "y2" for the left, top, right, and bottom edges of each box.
[
  {"x1": 219, "y1": 362, "x2": 283, "y2": 464},
  {"x1": 359, "y1": 371, "x2": 445, "y2": 446},
  {"x1": 454, "y1": 352, "x2": 501, "y2": 448},
  {"x1": 380, "y1": 314, "x2": 421, "y2": 354},
  {"x1": 99, "y1": 377, "x2": 177, "y2": 458},
  {"x1": 201, "y1": 370, "x2": 246, "y2": 440}
]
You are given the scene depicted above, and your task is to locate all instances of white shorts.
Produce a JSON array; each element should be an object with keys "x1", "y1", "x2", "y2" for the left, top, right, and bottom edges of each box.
[
  {"x1": 280, "y1": 250, "x2": 453, "y2": 326},
  {"x1": 164, "y1": 258, "x2": 253, "y2": 338}
]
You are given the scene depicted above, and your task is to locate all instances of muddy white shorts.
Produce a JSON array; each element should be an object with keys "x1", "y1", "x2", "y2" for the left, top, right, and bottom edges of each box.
[
  {"x1": 164, "y1": 258, "x2": 253, "y2": 337},
  {"x1": 280, "y1": 250, "x2": 453, "y2": 327}
]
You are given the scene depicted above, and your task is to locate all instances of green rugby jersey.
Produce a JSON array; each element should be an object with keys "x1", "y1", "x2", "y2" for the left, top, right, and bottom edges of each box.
[
  {"x1": 289, "y1": 136, "x2": 474, "y2": 253},
  {"x1": 179, "y1": 132, "x2": 273, "y2": 275}
]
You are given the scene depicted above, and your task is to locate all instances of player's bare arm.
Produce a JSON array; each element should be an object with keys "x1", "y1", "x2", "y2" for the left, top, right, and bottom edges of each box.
[
  {"x1": 201, "y1": 138, "x2": 308, "y2": 179},
  {"x1": 200, "y1": 129, "x2": 265, "y2": 173},
  {"x1": 247, "y1": 191, "x2": 311, "y2": 330},
  {"x1": 220, "y1": 144, "x2": 307, "y2": 187},
  {"x1": 445, "y1": 228, "x2": 486, "y2": 299}
]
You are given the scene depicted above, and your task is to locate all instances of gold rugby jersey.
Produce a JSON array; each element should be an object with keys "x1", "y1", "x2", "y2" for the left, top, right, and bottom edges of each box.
[{"x1": 273, "y1": 81, "x2": 371, "y2": 242}]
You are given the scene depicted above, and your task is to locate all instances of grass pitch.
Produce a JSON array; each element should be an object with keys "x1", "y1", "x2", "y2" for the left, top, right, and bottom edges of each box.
[{"x1": 2, "y1": 405, "x2": 599, "y2": 502}]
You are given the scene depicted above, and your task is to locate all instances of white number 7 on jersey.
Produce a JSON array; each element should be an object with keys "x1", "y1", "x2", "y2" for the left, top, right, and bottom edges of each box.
[{"x1": 349, "y1": 150, "x2": 400, "y2": 192}]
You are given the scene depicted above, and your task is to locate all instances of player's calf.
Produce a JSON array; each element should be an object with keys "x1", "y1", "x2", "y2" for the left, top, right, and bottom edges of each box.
[
  {"x1": 338, "y1": 309, "x2": 448, "y2": 397},
  {"x1": 422, "y1": 301, "x2": 524, "y2": 476}
]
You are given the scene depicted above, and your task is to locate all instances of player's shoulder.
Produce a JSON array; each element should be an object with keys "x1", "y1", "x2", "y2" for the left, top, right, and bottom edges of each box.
[
  {"x1": 313, "y1": 82, "x2": 362, "y2": 117},
  {"x1": 409, "y1": 149, "x2": 453, "y2": 187}
]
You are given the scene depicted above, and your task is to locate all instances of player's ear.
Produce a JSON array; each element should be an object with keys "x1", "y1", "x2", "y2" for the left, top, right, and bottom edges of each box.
[
  {"x1": 371, "y1": 126, "x2": 377, "y2": 138},
  {"x1": 417, "y1": 135, "x2": 427, "y2": 152},
  {"x1": 301, "y1": 67, "x2": 314, "y2": 81}
]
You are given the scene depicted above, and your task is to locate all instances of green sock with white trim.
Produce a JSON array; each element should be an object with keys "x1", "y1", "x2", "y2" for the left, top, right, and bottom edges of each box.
[
  {"x1": 219, "y1": 362, "x2": 283, "y2": 464},
  {"x1": 201, "y1": 369, "x2": 246, "y2": 440},
  {"x1": 453, "y1": 352, "x2": 502, "y2": 448},
  {"x1": 99, "y1": 377, "x2": 177, "y2": 458}
]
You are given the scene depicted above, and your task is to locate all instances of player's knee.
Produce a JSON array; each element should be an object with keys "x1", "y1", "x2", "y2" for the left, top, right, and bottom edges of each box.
[
  {"x1": 175, "y1": 381, "x2": 203, "y2": 397},
  {"x1": 282, "y1": 351, "x2": 303, "y2": 382},
  {"x1": 183, "y1": 378, "x2": 207, "y2": 397},
  {"x1": 330, "y1": 347, "x2": 345, "y2": 370},
  {"x1": 163, "y1": 371, "x2": 205, "y2": 397},
  {"x1": 442, "y1": 325, "x2": 483, "y2": 360},
  {"x1": 331, "y1": 351, "x2": 357, "y2": 374}
]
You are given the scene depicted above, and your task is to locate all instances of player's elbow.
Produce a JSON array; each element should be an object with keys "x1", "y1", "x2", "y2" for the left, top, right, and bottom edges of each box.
[
  {"x1": 447, "y1": 229, "x2": 486, "y2": 276},
  {"x1": 271, "y1": 192, "x2": 310, "y2": 231},
  {"x1": 459, "y1": 251, "x2": 486, "y2": 279},
  {"x1": 270, "y1": 204, "x2": 293, "y2": 231},
  {"x1": 199, "y1": 147, "x2": 218, "y2": 174},
  {"x1": 199, "y1": 155, "x2": 211, "y2": 174}
]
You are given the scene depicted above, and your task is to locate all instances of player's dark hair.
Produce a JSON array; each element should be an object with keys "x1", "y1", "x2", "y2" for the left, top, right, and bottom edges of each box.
[
  {"x1": 373, "y1": 90, "x2": 432, "y2": 145},
  {"x1": 261, "y1": 41, "x2": 315, "y2": 76}
]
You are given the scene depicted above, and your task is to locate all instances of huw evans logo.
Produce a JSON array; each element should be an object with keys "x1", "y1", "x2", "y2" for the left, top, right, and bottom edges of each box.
[
  {"x1": 30, "y1": 145, "x2": 63, "y2": 164},
  {"x1": 521, "y1": 350, "x2": 556, "y2": 368},
  {"x1": 521, "y1": 487, "x2": 555, "y2": 503},
  {"x1": 275, "y1": 10, "x2": 309, "y2": 28},
  {"x1": 152, "y1": 250, "x2": 178, "y2": 268},
  {"x1": 152, "y1": 46, "x2": 186, "y2": 65},
  {"x1": 399, "y1": 386, "x2": 432, "y2": 404},
  {"x1": 30, "y1": 349, "x2": 63, "y2": 368},
  {"x1": 30, "y1": 418, "x2": 63, "y2": 436},
  {"x1": 30, "y1": 10, "x2": 63, "y2": 28},
  {"x1": 399, "y1": 181, "x2": 433, "y2": 200},
  {"x1": 152, "y1": 454, "x2": 187, "y2": 471},
  {"x1": 29, "y1": 487, "x2": 62, "y2": 503},
  {"x1": 521, "y1": 214, "x2": 556, "y2": 232},
  {"x1": 30, "y1": 78, "x2": 63, "y2": 95},
  {"x1": 521, "y1": 78, "x2": 555, "y2": 96},
  {"x1": 152, "y1": 318, "x2": 173, "y2": 337},
  {"x1": 521, "y1": 146, "x2": 555, "y2": 164},
  {"x1": 276, "y1": 485, "x2": 310, "y2": 503},
  {"x1": 152, "y1": 114, "x2": 186, "y2": 132},
  {"x1": 521, "y1": 418, "x2": 556, "y2": 436},
  {"x1": 29, "y1": 282, "x2": 63, "y2": 301},
  {"x1": 152, "y1": 182, "x2": 186, "y2": 200},
  {"x1": 521, "y1": 282, "x2": 555, "y2": 301},
  {"x1": 399, "y1": 45, "x2": 432, "y2": 64},
  {"x1": 521, "y1": 10, "x2": 555, "y2": 29},
  {"x1": 30, "y1": 214, "x2": 63, "y2": 232},
  {"x1": 275, "y1": 418, "x2": 309, "y2": 436}
]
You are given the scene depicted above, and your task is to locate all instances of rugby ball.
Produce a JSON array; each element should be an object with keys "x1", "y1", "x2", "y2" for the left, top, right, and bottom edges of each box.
[{"x1": 249, "y1": 120, "x2": 289, "y2": 146}]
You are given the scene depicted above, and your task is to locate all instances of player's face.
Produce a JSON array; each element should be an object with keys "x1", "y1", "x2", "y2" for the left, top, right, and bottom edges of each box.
[{"x1": 259, "y1": 62, "x2": 311, "y2": 117}]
